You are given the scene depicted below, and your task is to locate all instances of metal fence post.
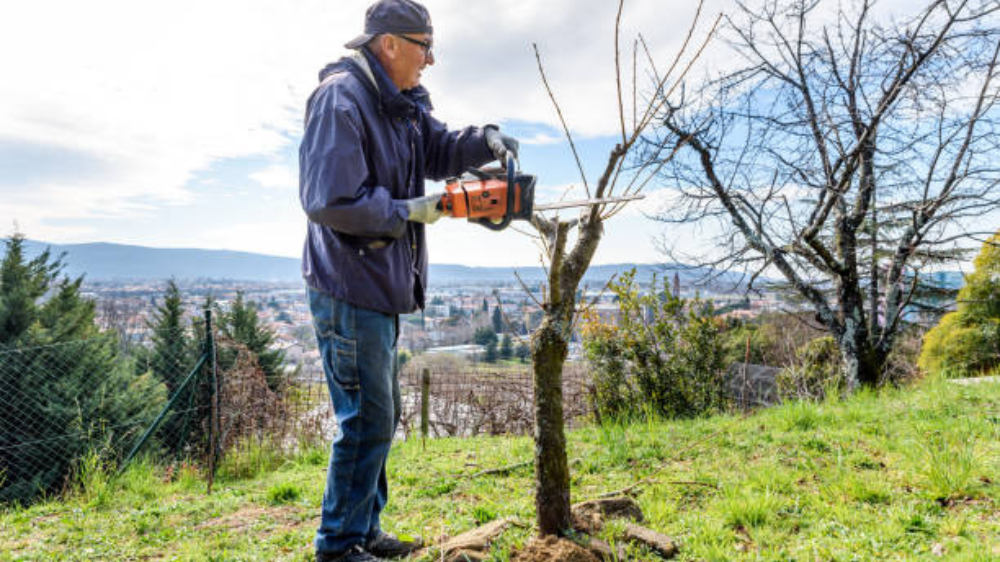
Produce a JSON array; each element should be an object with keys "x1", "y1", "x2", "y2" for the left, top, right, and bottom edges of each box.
[
  {"x1": 420, "y1": 368, "x2": 430, "y2": 448},
  {"x1": 205, "y1": 309, "x2": 219, "y2": 494},
  {"x1": 118, "y1": 352, "x2": 208, "y2": 475}
]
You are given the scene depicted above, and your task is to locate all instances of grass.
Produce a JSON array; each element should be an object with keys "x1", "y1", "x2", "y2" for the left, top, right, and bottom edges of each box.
[{"x1": 1, "y1": 376, "x2": 997, "y2": 561}]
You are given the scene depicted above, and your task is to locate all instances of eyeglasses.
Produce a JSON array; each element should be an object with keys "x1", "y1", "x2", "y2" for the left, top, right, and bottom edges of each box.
[{"x1": 395, "y1": 34, "x2": 433, "y2": 58}]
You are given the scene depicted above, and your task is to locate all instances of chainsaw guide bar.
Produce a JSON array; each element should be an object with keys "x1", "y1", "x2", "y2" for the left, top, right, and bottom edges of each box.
[{"x1": 440, "y1": 156, "x2": 644, "y2": 231}]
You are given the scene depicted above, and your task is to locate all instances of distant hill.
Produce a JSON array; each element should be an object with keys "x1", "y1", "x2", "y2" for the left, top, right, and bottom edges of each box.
[
  {"x1": 428, "y1": 263, "x2": 748, "y2": 291},
  {"x1": 18, "y1": 239, "x2": 758, "y2": 290},
  {"x1": 22, "y1": 240, "x2": 300, "y2": 282}
]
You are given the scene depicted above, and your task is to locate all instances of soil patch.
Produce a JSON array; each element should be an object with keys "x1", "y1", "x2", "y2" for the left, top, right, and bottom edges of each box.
[
  {"x1": 194, "y1": 505, "x2": 305, "y2": 534},
  {"x1": 512, "y1": 536, "x2": 600, "y2": 562}
]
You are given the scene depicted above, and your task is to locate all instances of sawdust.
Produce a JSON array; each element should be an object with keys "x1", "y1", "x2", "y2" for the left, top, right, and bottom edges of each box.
[{"x1": 511, "y1": 536, "x2": 600, "y2": 562}]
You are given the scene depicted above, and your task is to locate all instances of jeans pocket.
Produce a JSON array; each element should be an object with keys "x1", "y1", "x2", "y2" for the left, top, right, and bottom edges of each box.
[
  {"x1": 309, "y1": 288, "x2": 360, "y2": 391},
  {"x1": 326, "y1": 331, "x2": 359, "y2": 390}
]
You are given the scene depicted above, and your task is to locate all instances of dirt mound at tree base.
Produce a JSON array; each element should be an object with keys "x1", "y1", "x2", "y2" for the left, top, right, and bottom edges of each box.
[{"x1": 512, "y1": 536, "x2": 600, "y2": 562}]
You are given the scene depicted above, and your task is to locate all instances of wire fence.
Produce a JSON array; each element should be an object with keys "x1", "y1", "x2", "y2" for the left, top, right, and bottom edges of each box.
[
  {"x1": 396, "y1": 363, "x2": 592, "y2": 438},
  {"x1": 0, "y1": 312, "x2": 595, "y2": 504},
  {"x1": 0, "y1": 338, "x2": 172, "y2": 504}
]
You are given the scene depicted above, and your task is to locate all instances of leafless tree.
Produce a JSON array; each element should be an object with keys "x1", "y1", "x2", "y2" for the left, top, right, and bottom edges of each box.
[
  {"x1": 97, "y1": 295, "x2": 146, "y2": 353},
  {"x1": 528, "y1": 0, "x2": 719, "y2": 536},
  {"x1": 650, "y1": 0, "x2": 999, "y2": 388}
]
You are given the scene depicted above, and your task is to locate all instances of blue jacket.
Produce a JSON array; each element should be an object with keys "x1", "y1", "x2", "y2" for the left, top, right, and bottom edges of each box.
[{"x1": 300, "y1": 48, "x2": 493, "y2": 314}]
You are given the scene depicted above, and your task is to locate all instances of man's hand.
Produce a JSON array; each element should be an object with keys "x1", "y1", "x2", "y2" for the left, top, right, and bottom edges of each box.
[
  {"x1": 484, "y1": 125, "x2": 519, "y2": 166},
  {"x1": 406, "y1": 193, "x2": 446, "y2": 224}
]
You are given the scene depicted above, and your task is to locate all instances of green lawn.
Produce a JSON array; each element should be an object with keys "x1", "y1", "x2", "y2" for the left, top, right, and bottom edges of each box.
[{"x1": 2, "y1": 376, "x2": 997, "y2": 561}]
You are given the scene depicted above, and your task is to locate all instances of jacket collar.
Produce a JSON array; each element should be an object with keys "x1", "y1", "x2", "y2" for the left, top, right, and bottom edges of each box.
[
  {"x1": 354, "y1": 47, "x2": 433, "y2": 119},
  {"x1": 314, "y1": 49, "x2": 434, "y2": 119}
]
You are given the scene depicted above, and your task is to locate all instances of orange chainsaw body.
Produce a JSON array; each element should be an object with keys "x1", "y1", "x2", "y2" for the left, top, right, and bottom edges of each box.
[
  {"x1": 439, "y1": 159, "x2": 536, "y2": 231},
  {"x1": 441, "y1": 177, "x2": 527, "y2": 220}
]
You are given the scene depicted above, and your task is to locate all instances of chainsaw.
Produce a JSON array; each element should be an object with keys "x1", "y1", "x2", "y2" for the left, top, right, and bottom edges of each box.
[{"x1": 438, "y1": 155, "x2": 643, "y2": 231}]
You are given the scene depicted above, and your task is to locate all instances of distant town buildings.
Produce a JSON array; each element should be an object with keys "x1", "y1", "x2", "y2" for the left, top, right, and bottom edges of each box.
[{"x1": 86, "y1": 275, "x2": 789, "y2": 376}]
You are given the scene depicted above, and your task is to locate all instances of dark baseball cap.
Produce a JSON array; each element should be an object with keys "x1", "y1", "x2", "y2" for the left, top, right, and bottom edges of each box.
[{"x1": 344, "y1": 0, "x2": 433, "y2": 50}]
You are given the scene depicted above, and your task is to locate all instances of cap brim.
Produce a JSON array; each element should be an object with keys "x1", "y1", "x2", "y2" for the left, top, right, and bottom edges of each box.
[{"x1": 344, "y1": 33, "x2": 375, "y2": 49}]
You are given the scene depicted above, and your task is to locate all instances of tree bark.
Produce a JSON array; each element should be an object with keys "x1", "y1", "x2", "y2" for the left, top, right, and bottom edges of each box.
[
  {"x1": 837, "y1": 321, "x2": 883, "y2": 389},
  {"x1": 531, "y1": 314, "x2": 572, "y2": 536}
]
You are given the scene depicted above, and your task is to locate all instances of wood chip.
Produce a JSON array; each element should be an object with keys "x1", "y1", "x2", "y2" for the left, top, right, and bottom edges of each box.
[
  {"x1": 439, "y1": 518, "x2": 514, "y2": 555},
  {"x1": 584, "y1": 537, "x2": 626, "y2": 561},
  {"x1": 623, "y1": 523, "x2": 678, "y2": 559}
]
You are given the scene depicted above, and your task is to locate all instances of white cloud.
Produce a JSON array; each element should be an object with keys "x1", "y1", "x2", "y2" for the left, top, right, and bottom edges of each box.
[
  {"x1": 200, "y1": 220, "x2": 306, "y2": 258},
  {"x1": 625, "y1": 187, "x2": 684, "y2": 218},
  {"x1": 520, "y1": 132, "x2": 564, "y2": 146},
  {"x1": 7, "y1": 0, "x2": 918, "y2": 259},
  {"x1": 427, "y1": 0, "x2": 732, "y2": 137},
  {"x1": 251, "y1": 165, "x2": 298, "y2": 191}
]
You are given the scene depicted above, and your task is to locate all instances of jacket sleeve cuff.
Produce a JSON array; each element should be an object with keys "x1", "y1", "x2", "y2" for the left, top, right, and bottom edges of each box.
[{"x1": 388, "y1": 200, "x2": 409, "y2": 238}]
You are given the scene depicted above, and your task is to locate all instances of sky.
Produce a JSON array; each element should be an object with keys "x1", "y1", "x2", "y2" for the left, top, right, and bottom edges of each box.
[
  {"x1": 0, "y1": 0, "x2": 987, "y2": 269},
  {"x1": 1, "y1": 0, "x2": 742, "y2": 267}
]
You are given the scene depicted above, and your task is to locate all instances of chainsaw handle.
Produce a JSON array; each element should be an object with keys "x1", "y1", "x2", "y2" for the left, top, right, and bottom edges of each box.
[{"x1": 473, "y1": 216, "x2": 511, "y2": 231}]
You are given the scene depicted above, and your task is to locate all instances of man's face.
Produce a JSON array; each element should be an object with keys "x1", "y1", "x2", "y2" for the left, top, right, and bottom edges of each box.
[{"x1": 388, "y1": 33, "x2": 434, "y2": 90}]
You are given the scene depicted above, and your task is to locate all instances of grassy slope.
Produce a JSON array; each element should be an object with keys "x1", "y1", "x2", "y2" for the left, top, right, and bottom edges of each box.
[{"x1": 1, "y1": 377, "x2": 997, "y2": 561}]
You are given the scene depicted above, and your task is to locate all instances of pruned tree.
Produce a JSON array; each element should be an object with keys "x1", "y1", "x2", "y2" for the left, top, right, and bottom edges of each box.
[
  {"x1": 650, "y1": 0, "x2": 999, "y2": 388},
  {"x1": 527, "y1": 0, "x2": 719, "y2": 536}
]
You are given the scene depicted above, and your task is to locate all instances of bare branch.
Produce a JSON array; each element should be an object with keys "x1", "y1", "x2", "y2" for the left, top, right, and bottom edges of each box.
[
  {"x1": 615, "y1": 0, "x2": 628, "y2": 145},
  {"x1": 533, "y1": 43, "x2": 591, "y2": 199},
  {"x1": 514, "y1": 270, "x2": 544, "y2": 310}
]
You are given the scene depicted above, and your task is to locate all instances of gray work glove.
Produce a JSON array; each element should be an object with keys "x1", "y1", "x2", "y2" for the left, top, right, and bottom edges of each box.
[
  {"x1": 406, "y1": 193, "x2": 446, "y2": 224},
  {"x1": 484, "y1": 125, "x2": 519, "y2": 166}
]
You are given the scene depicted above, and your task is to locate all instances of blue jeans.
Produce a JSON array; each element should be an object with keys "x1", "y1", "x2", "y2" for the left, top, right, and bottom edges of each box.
[{"x1": 308, "y1": 287, "x2": 401, "y2": 554}]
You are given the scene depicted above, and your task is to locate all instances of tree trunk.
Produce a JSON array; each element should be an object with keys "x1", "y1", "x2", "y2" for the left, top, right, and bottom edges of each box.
[
  {"x1": 531, "y1": 315, "x2": 571, "y2": 536},
  {"x1": 837, "y1": 313, "x2": 882, "y2": 389}
]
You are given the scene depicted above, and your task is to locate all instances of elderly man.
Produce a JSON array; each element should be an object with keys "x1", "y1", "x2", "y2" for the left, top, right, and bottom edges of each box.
[{"x1": 299, "y1": 1, "x2": 518, "y2": 561}]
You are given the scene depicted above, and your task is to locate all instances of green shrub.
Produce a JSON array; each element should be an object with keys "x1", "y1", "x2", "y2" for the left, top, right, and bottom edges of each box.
[
  {"x1": 775, "y1": 336, "x2": 846, "y2": 401},
  {"x1": 919, "y1": 232, "x2": 1000, "y2": 378},
  {"x1": 266, "y1": 482, "x2": 301, "y2": 505},
  {"x1": 919, "y1": 312, "x2": 996, "y2": 378},
  {"x1": 582, "y1": 270, "x2": 729, "y2": 420}
]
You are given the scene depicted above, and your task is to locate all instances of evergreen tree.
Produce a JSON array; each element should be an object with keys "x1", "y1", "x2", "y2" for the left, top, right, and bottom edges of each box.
[
  {"x1": 0, "y1": 234, "x2": 165, "y2": 504},
  {"x1": 492, "y1": 306, "x2": 503, "y2": 333},
  {"x1": 515, "y1": 341, "x2": 531, "y2": 363},
  {"x1": 485, "y1": 340, "x2": 498, "y2": 363},
  {"x1": 146, "y1": 280, "x2": 191, "y2": 394},
  {"x1": 473, "y1": 326, "x2": 497, "y2": 347},
  {"x1": 0, "y1": 235, "x2": 61, "y2": 345},
  {"x1": 500, "y1": 333, "x2": 513, "y2": 360},
  {"x1": 220, "y1": 291, "x2": 287, "y2": 391},
  {"x1": 143, "y1": 280, "x2": 213, "y2": 457}
]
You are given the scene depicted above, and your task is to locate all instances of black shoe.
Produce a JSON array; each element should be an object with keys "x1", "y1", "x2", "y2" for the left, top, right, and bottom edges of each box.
[
  {"x1": 365, "y1": 531, "x2": 424, "y2": 559},
  {"x1": 316, "y1": 545, "x2": 386, "y2": 562}
]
